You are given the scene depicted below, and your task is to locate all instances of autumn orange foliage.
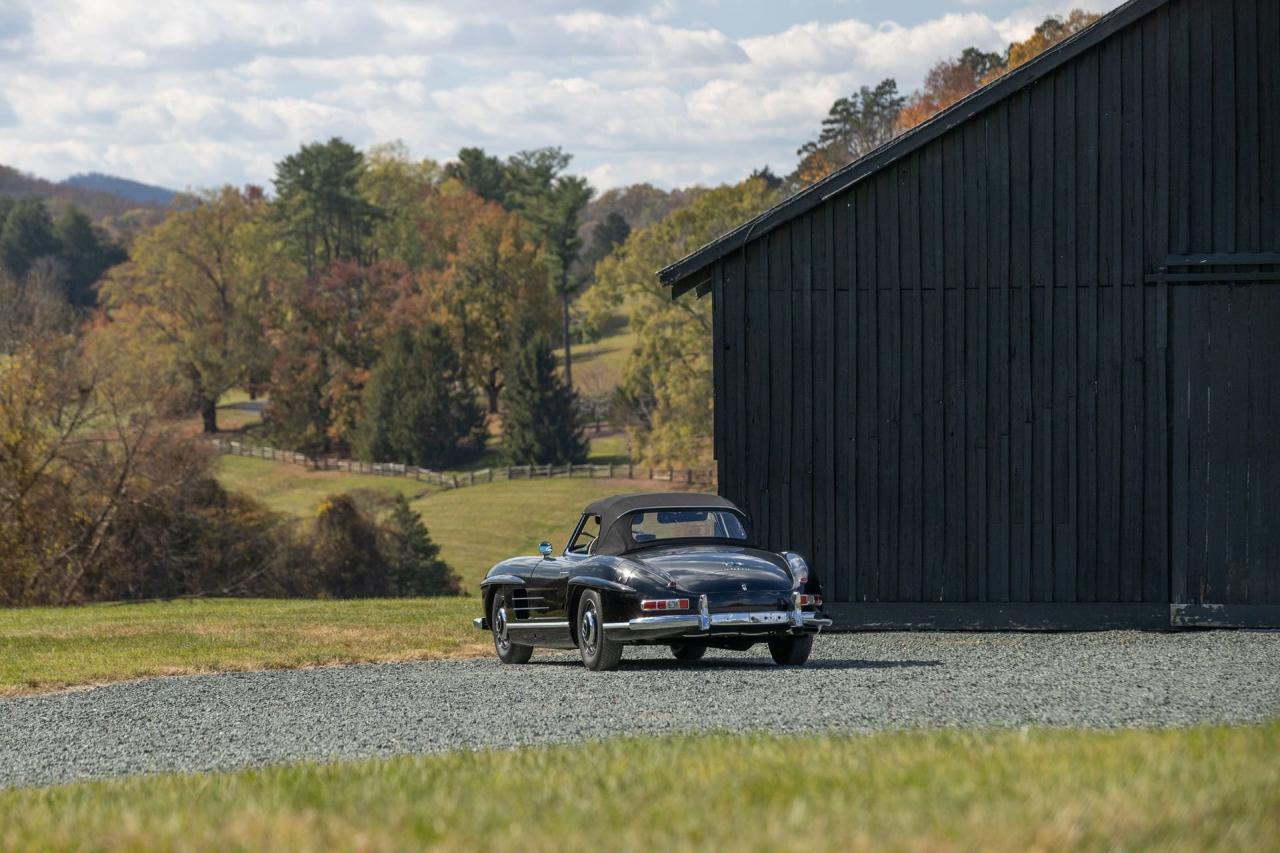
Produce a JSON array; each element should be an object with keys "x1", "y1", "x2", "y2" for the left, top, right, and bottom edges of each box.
[{"x1": 894, "y1": 9, "x2": 1100, "y2": 135}]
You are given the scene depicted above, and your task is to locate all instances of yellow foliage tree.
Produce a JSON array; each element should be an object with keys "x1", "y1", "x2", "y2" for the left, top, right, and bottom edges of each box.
[
  {"x1": 100, "y1": 186, "x2": 285, "y2": 432},
  {"x1": 405, "y1": 190, "x2": 554, "y2": 414},
  {"x1": 894, "y1": 10, "x2": 1101, "y2": 135},
  {"x1": 589, "y1": 178, "x2": 778, "y2": 467}
]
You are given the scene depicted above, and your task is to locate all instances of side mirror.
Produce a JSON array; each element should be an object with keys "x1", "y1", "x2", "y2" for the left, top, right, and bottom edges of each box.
[{"x1": 538, "y1": 541, "x2": 553, "y2": 558}]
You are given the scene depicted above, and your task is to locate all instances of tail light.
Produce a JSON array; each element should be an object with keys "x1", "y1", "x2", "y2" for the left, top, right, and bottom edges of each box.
[
  {"x1": 796, "y1": 594, "x2": 822, "y2": 607},
  {"x1": 641, "y1": 598, "x2": 690, "y2": 611}
]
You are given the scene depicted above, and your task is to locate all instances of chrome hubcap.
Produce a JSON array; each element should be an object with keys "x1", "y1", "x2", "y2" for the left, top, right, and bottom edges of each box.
[
  {"x1": 494, "y1": 605, "x2": 510, "y2": 651},
  {"x1": 580, "y1": 605, "x2": 598, "y2": 655}
]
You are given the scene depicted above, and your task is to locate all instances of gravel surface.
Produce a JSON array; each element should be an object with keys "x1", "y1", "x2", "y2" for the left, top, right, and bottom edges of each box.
[{"x1": 2, "y1": 631, "x2": 1277, "y2": 788}]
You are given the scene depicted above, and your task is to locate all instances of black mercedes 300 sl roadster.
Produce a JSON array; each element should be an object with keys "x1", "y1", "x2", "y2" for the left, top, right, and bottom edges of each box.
[{"x1": 473, "y1": 492, "x2": 831, "y2": 671}]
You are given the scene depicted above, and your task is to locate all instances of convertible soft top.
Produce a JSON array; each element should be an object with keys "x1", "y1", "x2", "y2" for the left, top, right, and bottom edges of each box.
[{"x1": 583, "y1": 492, "x2": 746, "y2": 555}]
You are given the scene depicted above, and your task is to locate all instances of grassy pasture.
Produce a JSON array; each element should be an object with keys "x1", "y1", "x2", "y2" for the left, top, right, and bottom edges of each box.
[
  {"x1": 216, "y1": 456, "x2": 683, "y2": 587},
  {"x1": 2, "y1": 725, "x2": 1276, "y2": 851},
  {"x1": 0, "y1": 471, "x2": 688, "y2": 695},
  {"x1": 0, "y1": 598, "x2": 485, "y2": 697}
]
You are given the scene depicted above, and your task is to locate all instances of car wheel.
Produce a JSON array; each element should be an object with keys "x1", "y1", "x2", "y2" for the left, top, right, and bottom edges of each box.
[
  {"x1": 491, "y1": 591, "x2": 532, "y2": 664},
  {"x1": 669, "y1": 642, "x2": 707, "y2": 661},
  {"x1": 768, "y1": 634, "x2": 813, "y2": 666},
  {"x1": 577, "y1": 590, "x2": 623, "y2": 671}
]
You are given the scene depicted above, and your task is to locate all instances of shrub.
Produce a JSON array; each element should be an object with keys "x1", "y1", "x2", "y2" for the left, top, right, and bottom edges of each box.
[{"x1": 312, "y1": 493, "x2": 391, "y2": 597}]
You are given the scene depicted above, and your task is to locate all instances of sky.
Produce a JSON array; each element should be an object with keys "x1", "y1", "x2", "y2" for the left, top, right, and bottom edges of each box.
[{"x1": 0, "y1": 0, "x2": 1123, "y2": 194}]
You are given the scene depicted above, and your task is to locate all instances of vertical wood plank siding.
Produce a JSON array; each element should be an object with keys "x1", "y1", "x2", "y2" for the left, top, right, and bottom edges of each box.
[{"x1": 711, "y1": 0, "x2": 1278, "y2": 606}]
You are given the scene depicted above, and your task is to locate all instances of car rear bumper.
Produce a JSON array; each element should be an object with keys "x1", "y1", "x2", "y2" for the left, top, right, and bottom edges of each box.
[
  {"x1": 603, "y1": 611, "x2": 830, "y2": 639},
  {"x1": 606, "y1": 593, "x2": 831, "y2": 639},
  {"x1": 473, "y1": 593, "x2": 832, "y2": 640}
]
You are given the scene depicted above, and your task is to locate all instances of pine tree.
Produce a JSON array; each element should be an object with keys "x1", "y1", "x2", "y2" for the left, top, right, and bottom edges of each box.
[
  {"x1": 354, "y1": 323, "x2": 485, "y2": 468},
  {"x1": 384, "y1": 494, "x2": 461, "y2": 596},
  {"x1": 502, "y1": 332, "x2": 588, "y2": 465},
  {"x1": 0, "y1": 198, "x2": 60, "y2": 281}
]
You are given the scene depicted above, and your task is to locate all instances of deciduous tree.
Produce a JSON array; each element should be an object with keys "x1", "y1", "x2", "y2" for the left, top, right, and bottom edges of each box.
[
  {"x1": 360, "y1": 142, "x2": 442, "y2": 270},
  {"x1": 100, "y1": 186, "x2": 273, "y2": 433},
  {"x1": 265, "y1": 259, "x2": 408, "y2": 452},
  {"x1": 416, "y1": 191, "x2": 555, "y2": 413},
  {"x1": 895, "y1": 47, "x2": 1004, "y2": 133},
  {"x1": 591, "y1": 178, "x2": 777, "y2": 466},
  {"x1": 312, "y1": 494, "x2": 390, "y2": 598}
]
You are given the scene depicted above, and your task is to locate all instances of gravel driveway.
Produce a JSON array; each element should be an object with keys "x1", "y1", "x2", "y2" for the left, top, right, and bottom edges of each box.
[{"x1": 2, "y1": 631, "x2": 1277, "y2": 788}]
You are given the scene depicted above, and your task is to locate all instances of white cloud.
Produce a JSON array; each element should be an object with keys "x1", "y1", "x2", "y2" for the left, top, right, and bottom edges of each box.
[{"x1": 0, "y1": 0, "x2": 1125, "y2": 192}]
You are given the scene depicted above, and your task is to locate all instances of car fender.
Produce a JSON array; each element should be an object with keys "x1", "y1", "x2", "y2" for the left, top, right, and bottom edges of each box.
[
  {"x1": 566, "y1": 575, "x2": 635, "y2": 595},
  {"x1": 479, "y1": 574, "x2": 526, "y2": 589}
]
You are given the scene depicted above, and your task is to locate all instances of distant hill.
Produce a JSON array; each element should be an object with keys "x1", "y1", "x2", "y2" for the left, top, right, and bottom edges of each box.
[
  {"x1": 0, "y1": 164, "x2": 172, "y2": 243},
  {"x1": 62, "y1": 172, "x2": 177, "y2": 207}
]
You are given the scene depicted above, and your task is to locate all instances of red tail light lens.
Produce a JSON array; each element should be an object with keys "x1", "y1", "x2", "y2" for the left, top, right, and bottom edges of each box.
[
  {"x1": 640, "y1": 599, "x2": 690, "y2": 611},
  {"x1": 796, "y1": 594, "x2": 822, "y2": 607}
]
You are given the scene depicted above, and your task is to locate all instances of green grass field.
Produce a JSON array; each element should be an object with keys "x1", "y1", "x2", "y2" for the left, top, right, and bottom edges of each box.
[
  {"x1": 216, "y1": 456, "x2": 680, "y2": 587},
  {"x1": 0, "y1": 598, "x2": 484, "y2": 697},
  {"x1": 216, "y1": 455, "x2": 435, "y2": 515},
  {"x1": 2, "y1": 726, "x2": 1276, "y2": 851}
]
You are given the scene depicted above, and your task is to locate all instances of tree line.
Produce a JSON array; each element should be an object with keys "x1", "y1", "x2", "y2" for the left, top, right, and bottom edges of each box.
[
  {"x1": 790, "y1": 10, "x2": 1098, "y2": 188},
  {"x1": 98, "y1": 140, "x2": 590, "y2": 469}
]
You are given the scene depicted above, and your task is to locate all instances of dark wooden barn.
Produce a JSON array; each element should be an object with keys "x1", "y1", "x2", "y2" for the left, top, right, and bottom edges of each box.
[{"x1": 660, "y1": 0, "x2": 1280, "y2": 629}]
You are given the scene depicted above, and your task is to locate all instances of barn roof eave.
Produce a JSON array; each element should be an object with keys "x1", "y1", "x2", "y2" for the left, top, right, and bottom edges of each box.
[{"x1": 658, "y1": 0, "x2": 1170, "y2": 298}]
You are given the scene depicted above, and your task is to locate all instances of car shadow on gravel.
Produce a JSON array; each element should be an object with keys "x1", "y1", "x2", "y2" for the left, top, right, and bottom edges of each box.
[{"x1": 527, "y1": 658, "x2": 943, "y2": 672}]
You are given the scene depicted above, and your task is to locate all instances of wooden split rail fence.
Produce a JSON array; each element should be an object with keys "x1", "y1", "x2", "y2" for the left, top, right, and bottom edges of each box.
[{"x1": 211, "y1": 438, "x2": 715, "y2": 490}]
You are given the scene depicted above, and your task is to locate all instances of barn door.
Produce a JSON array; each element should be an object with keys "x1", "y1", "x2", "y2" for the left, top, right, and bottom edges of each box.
[{"x1": 1167, "y1": 261, "x2": 1280, "y2": 626}]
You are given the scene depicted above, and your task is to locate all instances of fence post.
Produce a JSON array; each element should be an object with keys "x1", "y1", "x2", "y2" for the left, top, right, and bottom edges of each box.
[
  {"x1": 469, "y1": 471, "x2": 475, "y2": 487},
  {"x1": 489, "y1": 468, "x2": 494, "y2": 483},
  {"x1": 686, "y1": 469, "x2": 692, "y2": 485}
]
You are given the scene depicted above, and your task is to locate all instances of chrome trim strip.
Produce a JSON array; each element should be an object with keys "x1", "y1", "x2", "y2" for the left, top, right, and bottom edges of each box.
[
  {"x1": 617, "y1": 614, "x2": 702, "y2": 633},
  {"x1": 472, "y1": 617, "x2": 488, "y2": 630},
  {"x1": 504, "y1": 620, "x2": 570, "y2": 631}
]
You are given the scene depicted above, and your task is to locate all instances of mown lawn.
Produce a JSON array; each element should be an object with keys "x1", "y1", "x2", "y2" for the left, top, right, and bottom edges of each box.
[
  {"x1": 216, "y1": 456, "x2": 682, "y2": 586},
  {"x1": 2, "y1": 726, "x2": 1276, "y2": 851},
  {"x1": 0, "y1": 598, "x2": 484, "y2": 697}
]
